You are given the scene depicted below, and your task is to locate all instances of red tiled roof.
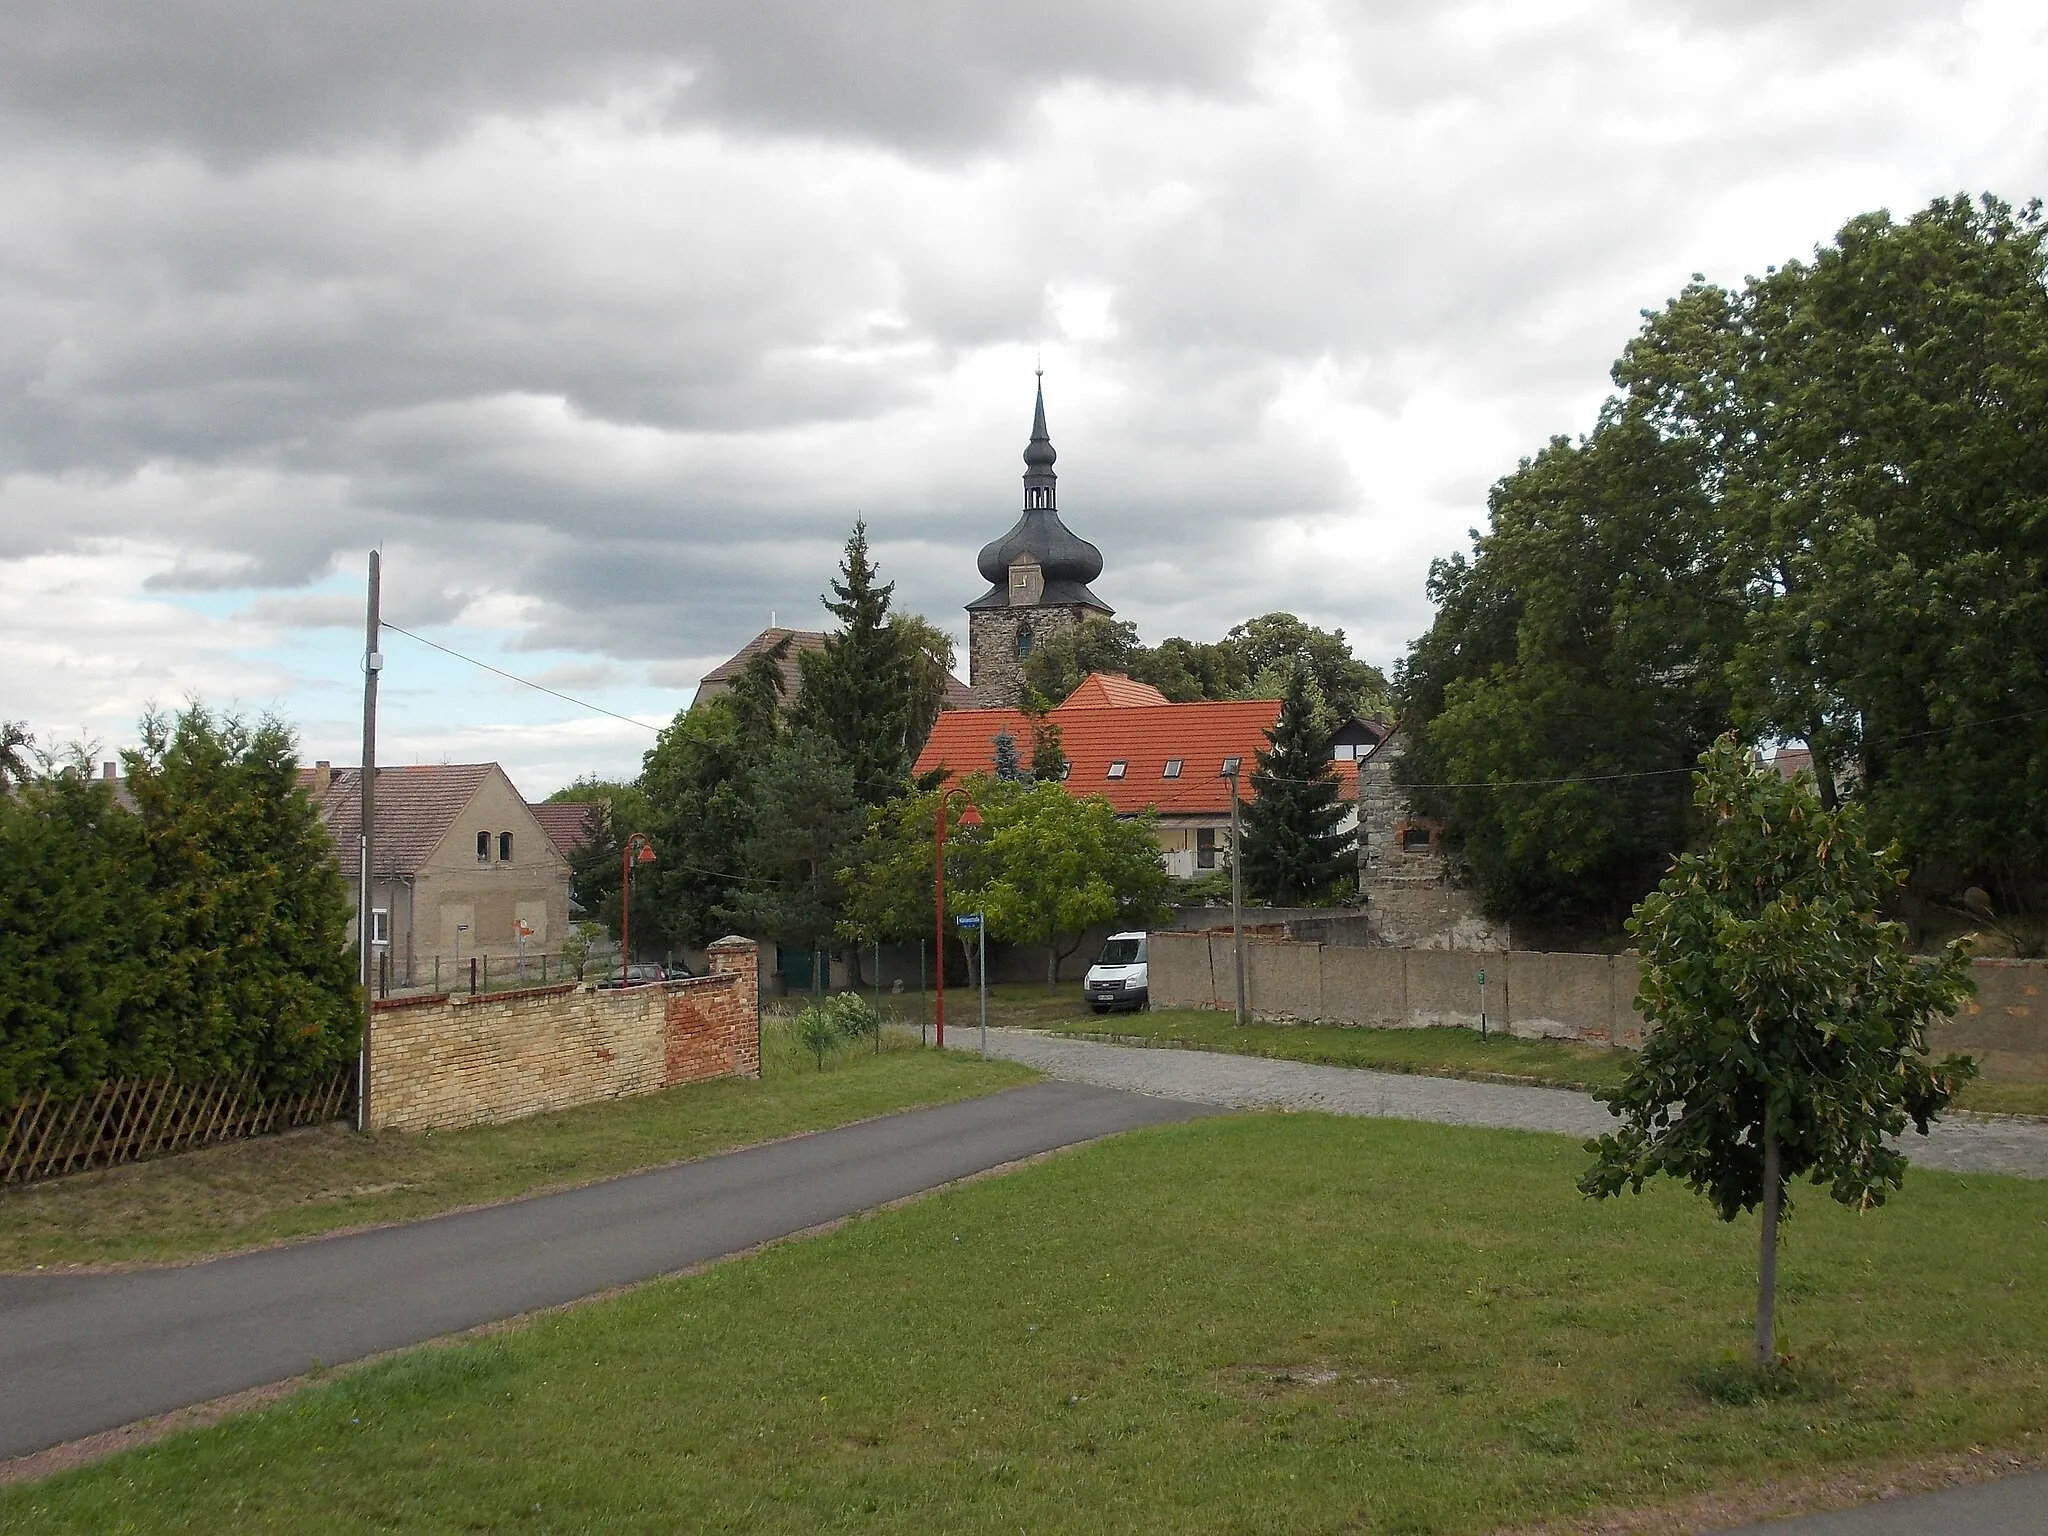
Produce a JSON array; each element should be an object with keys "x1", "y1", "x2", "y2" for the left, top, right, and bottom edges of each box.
[
  {"x1": 529, "y1": 801, "x2": 598, "y2": 855},
  {"x1": 297, "y1": 763, "x2": 495, "y2": 876},
  {"x1": 1061, "y1": 672, "x2": 1171, "y2": 709},
  {"x1": 913, "y1": 678, "x2": 1361, "y2": 815}
]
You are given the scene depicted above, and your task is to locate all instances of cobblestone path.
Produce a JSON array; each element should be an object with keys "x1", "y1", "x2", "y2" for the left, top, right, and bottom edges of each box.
[{"x1": 945, "y1": 1027, "x2": 2048, "y2": 1179}]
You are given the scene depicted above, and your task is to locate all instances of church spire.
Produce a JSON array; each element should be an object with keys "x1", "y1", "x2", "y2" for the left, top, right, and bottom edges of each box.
[{"x1": 1022, "y1": 369, "x2": 1056, "y2": 505}]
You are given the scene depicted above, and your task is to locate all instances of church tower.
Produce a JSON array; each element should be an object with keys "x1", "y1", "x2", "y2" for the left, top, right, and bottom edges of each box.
[{"x1": 966, "y1": 377, "x2": 1113, "y2": 706}]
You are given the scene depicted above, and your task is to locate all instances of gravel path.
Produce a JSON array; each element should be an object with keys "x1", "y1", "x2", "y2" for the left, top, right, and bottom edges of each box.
[{"x1": 943, "y1": 1027, "x2": 2048, "y2": 1179}]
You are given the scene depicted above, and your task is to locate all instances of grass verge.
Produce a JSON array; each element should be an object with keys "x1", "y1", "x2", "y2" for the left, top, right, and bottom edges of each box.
[
  {"x1": 0, "y1": 1022, "x2": 1036, "y2": 1271},
  {"x1": 5, "y1": 1113, "x2": 2042, "y2": 1531}
]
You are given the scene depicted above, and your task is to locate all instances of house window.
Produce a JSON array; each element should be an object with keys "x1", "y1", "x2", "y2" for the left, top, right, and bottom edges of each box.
[
  {"x1": 1334, "y1": 743, "x2": 1356, "y2": 761},
  {"x1": 1106, "y1": 760, "x2": 1128, "y2": 780},
  {"x1": 1016, "y1": 623, "x2": 1033, "y2": 659},
  {"x1": 1402, "y1": 825, "x2": 1434, "y2": 852},
  {"x1": 370, "y1": 908, "x2": 390, "y2": 946},
  {"x1": 1196, "y1": 828, "x2": 1218, "y2": 869},
  {"x1": 1163, "y1": 759, "x2": 1183, "y2": 779},
  {"x1": 476, "y1": 831, "x2": 491, "y2": 863},
  {"x1": 1220, "y1": 756, "x2": 1242, "y2": 777},
  {"x1": 1059, "y1": 761, "x2": 1072, "y2": 781},
  {"x1": 499, "y1": 831, "x2": 514, "y2": 862}
]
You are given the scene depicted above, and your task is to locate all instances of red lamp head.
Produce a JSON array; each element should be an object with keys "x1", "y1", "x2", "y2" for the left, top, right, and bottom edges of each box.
[
  {"x1": 958, "y1": 802, "x2": 983, "y2": 829},
  {"x1": 636, "y1": 844, "x2": 657, "y2": 864}
]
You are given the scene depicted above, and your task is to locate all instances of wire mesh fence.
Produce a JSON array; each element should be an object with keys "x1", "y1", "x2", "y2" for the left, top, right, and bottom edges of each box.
[{"x1": 0, "y1": 1071, "x2": 355, "y2": 1187}]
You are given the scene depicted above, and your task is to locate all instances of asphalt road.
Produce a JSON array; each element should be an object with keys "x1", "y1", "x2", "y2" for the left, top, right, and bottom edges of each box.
[
  {"x1": 1734, "y1": 1469, "x2": 2048, "y2": 1533},
  {"x1": 0, "y1": 1079, "x2": 1210, "y2": 1461}
]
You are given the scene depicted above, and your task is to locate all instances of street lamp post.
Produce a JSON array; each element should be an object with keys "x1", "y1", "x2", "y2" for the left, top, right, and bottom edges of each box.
[
  {"x1": 621, "y1": 832, "x2": 656, "y2": 982},
  {"x1": 932, "y1": 789, "x2": 983, "y2": 1050}
]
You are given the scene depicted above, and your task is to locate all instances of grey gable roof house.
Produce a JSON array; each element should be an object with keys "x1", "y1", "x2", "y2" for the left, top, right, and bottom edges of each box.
[{"x1": 297, "y1": 761, "x2": 572, "y2": 982}]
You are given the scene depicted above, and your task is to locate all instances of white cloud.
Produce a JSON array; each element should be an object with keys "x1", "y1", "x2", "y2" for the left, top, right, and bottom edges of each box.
[{"x1": 2, "y1": 0, "x2": 2045, "y2": 783}]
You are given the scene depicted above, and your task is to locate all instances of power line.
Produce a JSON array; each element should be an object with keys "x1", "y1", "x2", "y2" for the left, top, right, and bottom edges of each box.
[{"x1": 382, "y1": 622, "x2": 663, "y2": 734}]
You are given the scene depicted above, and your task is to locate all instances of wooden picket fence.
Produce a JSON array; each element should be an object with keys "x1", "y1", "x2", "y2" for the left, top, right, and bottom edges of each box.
[{"x1": 0, "y1": 1071, "x2": 354, "y2": 1187}]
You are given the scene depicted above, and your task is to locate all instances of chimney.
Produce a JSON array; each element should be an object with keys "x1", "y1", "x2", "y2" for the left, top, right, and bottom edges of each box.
[
  {"x1": 102, "y1": 762, "x2": 116, "y2": 780},
  {"x1": 314, "y1": 760, "x2": 332, "y2": 794}
]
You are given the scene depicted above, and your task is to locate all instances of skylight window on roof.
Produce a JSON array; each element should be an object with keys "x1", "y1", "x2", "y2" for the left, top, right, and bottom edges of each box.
[
  {"x1": 1106, "y1": 760, "x2": 1128, "y2": 780},
  {"x1": 1163, "y1": 759, "x2": 1183, "y2": 778},
  {"x1": 1220, "y1": 756, "x2": 1242, "y2": 777}
]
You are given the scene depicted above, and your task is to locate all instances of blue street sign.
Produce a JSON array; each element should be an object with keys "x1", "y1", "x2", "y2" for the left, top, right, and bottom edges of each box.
[{"x1": 955, "y1": 914, "x2": 983, "y2": 928}]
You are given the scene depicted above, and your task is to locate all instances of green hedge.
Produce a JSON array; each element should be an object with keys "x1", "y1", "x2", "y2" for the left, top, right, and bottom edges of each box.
[{"x1": 0, "y1": 707, "x2": 361, "y2": 1104}]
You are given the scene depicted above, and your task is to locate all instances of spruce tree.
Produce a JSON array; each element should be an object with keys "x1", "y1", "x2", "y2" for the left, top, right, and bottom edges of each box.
[
  {"x1": 1239, "y1": 660, "x2": 1356, "y2": 905},
  {"x1": 793, "y1": 521, "x2": 916, "y2": 807},
  {"x1": 991, "y1": 729, "x2": 1030, "y2": 784}
]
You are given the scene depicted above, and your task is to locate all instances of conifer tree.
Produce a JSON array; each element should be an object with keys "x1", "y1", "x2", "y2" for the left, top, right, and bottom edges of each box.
[
  {"x1": 991, "y1": 729, "x2": 1030, "y2": 784},
  {"x1": 793, "y1": 521, "x2": 918, "y2": 807},
  {"x1": 1239, "y1": 660, "x2": 1356, "y2": 905}
]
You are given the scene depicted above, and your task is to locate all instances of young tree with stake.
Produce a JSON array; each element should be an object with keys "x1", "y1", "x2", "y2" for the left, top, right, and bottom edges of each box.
[{"x1": 1580, "y1": 736, "x2": 1976, "y2": 1366}]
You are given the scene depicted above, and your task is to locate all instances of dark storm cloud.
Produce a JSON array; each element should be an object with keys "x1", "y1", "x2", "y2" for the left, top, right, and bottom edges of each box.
[{"x1": 0, "y1": 0, "x2": 1265, "y2": 160}]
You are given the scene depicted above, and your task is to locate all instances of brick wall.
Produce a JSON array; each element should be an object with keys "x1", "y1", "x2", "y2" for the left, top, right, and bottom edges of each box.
[
  {"x1": 367, "y1": 937, "x2": 760, "y2": 1131},
  {"x1": 1150, "y1": 931, "x2": 2045, "y2": 1077}
]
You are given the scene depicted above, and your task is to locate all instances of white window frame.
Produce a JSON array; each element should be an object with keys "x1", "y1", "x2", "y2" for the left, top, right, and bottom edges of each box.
[{"x1": 370, "y1": 907, "x2": 391, "y2": 946}]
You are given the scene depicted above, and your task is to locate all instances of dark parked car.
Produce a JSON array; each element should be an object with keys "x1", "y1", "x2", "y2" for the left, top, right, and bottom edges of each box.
[{"x1": 597, "y1": 962, "x2": 674, "y2": 989}]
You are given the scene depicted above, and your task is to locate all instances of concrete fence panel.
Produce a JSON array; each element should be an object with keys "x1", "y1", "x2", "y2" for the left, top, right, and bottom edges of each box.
[
  {"x1": 1931, "y1": 960, "x2": 2047, "y2": 1082},
  {"x1": 1208, "y1": 933, "x2": 1241, "y2": 1009},
  {"x1": 1148, "y1": 931, "x2": 1216, "y2": 1011},
  {"x1": 1400, "y1": 947, "x2": 1488, "y2": 1030},
  {"x1": 1321, "y1": 946, "x2": 1408, "y2": 1026},
  {"x1": 1248, "y1": 939, "x2": 1324, "y2": 1020},
  {"x1": 1611, "y1": 954, "x2": 1646, "y2": 1047},
  {"x1": 1504, "y1": 951, "x2": 1622, "y2": 1045}
]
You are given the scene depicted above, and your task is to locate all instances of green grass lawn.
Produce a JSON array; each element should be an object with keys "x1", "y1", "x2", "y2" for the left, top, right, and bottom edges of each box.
[
  {"x1": 998, "y1": 981, "x2": 2048, "y2": 1118},
  {"x1": 0, "y1": 1023, "x2": 1036, "y2": 1271},
  {"x1": 8, "y1": 1114, "x2": 2044, "y2": 1532}
]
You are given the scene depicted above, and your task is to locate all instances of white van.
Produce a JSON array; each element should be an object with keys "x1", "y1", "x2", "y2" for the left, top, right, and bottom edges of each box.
[{"x1": 1084, "y1": 932, "x2": 1149, "y2": 1014}]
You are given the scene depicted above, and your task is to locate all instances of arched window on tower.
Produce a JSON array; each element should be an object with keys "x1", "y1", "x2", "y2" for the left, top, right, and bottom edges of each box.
[{"x1": 1016, "y1": 622, "x2": 1033, "y2": 659}]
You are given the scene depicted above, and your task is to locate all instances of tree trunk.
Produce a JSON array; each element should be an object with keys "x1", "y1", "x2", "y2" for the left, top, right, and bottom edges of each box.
[
  {"x1": 1754, "y1": 1104, "x2": 1782, "y2": 1367},
  {"x1": 1046, "y1": 941, "x2": 1058, "y2": 992}
]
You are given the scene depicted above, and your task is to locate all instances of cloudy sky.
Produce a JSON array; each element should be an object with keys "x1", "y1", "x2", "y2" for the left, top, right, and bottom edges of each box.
[{"x1": 5, "y1": 1, "x2": 2045, "y2": 795}]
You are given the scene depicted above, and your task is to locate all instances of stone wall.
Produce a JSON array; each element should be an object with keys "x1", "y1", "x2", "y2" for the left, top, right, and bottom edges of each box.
[
  {"x1": 1150, "y1": 931, "x2": 2042, "y2": 1070},
  {"x1": 968, "y1": 604, "x2": 1088, "y2": 708},
  {"x1": 1355, "y1": 731, "x2": 1509, "y2": 951},
  {"x1": 367, "y1": 936, "x2": 760, "y2": 1131}
]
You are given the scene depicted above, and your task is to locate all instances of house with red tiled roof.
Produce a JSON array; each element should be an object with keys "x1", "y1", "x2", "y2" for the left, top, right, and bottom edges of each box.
[
  {"x1": 914, "y1": 673, "x2": 1375, "y2": 880},
  {"x1": 298, "y1": 761, "x2": 571, "y2": 986}
]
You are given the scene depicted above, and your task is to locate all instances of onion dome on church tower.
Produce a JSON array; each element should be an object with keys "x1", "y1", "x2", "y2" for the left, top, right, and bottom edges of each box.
[{"x1": 966, "y1": 376, "x2": 1112, "y2": 616}]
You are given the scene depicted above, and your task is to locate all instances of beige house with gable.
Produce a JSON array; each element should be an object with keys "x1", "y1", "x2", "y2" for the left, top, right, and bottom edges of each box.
[{"x1": 302, "y1": 761, "x2": 572, "y2": 987}]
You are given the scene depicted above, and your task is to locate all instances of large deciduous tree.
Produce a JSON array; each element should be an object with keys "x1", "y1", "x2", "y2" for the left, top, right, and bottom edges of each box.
[
  {"x1": 979, "y1": 785, "x2": 1171, "y2": 990},
  {"x1": 1239, "y1": 661, "x2": 1357, "y2": 905},
  {"x1": 1397, "y1": 413, "x2": 1737, "y2": 929},
  {"x1": 1581, "y1": 737, "x2": 1976, "y2": 1365},
  {"x1": 1400, "y1": 192, "x2": 2048, "y2": 935}
]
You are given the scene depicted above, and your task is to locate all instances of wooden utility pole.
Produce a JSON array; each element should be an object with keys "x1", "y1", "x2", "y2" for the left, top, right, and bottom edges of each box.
[
  {"x1": 358, "y1": 551, "x2": 382, "y2": 1132},
  {"x1": 1224, "y1": 761, "x2": 1247, "y2": 1029}
]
